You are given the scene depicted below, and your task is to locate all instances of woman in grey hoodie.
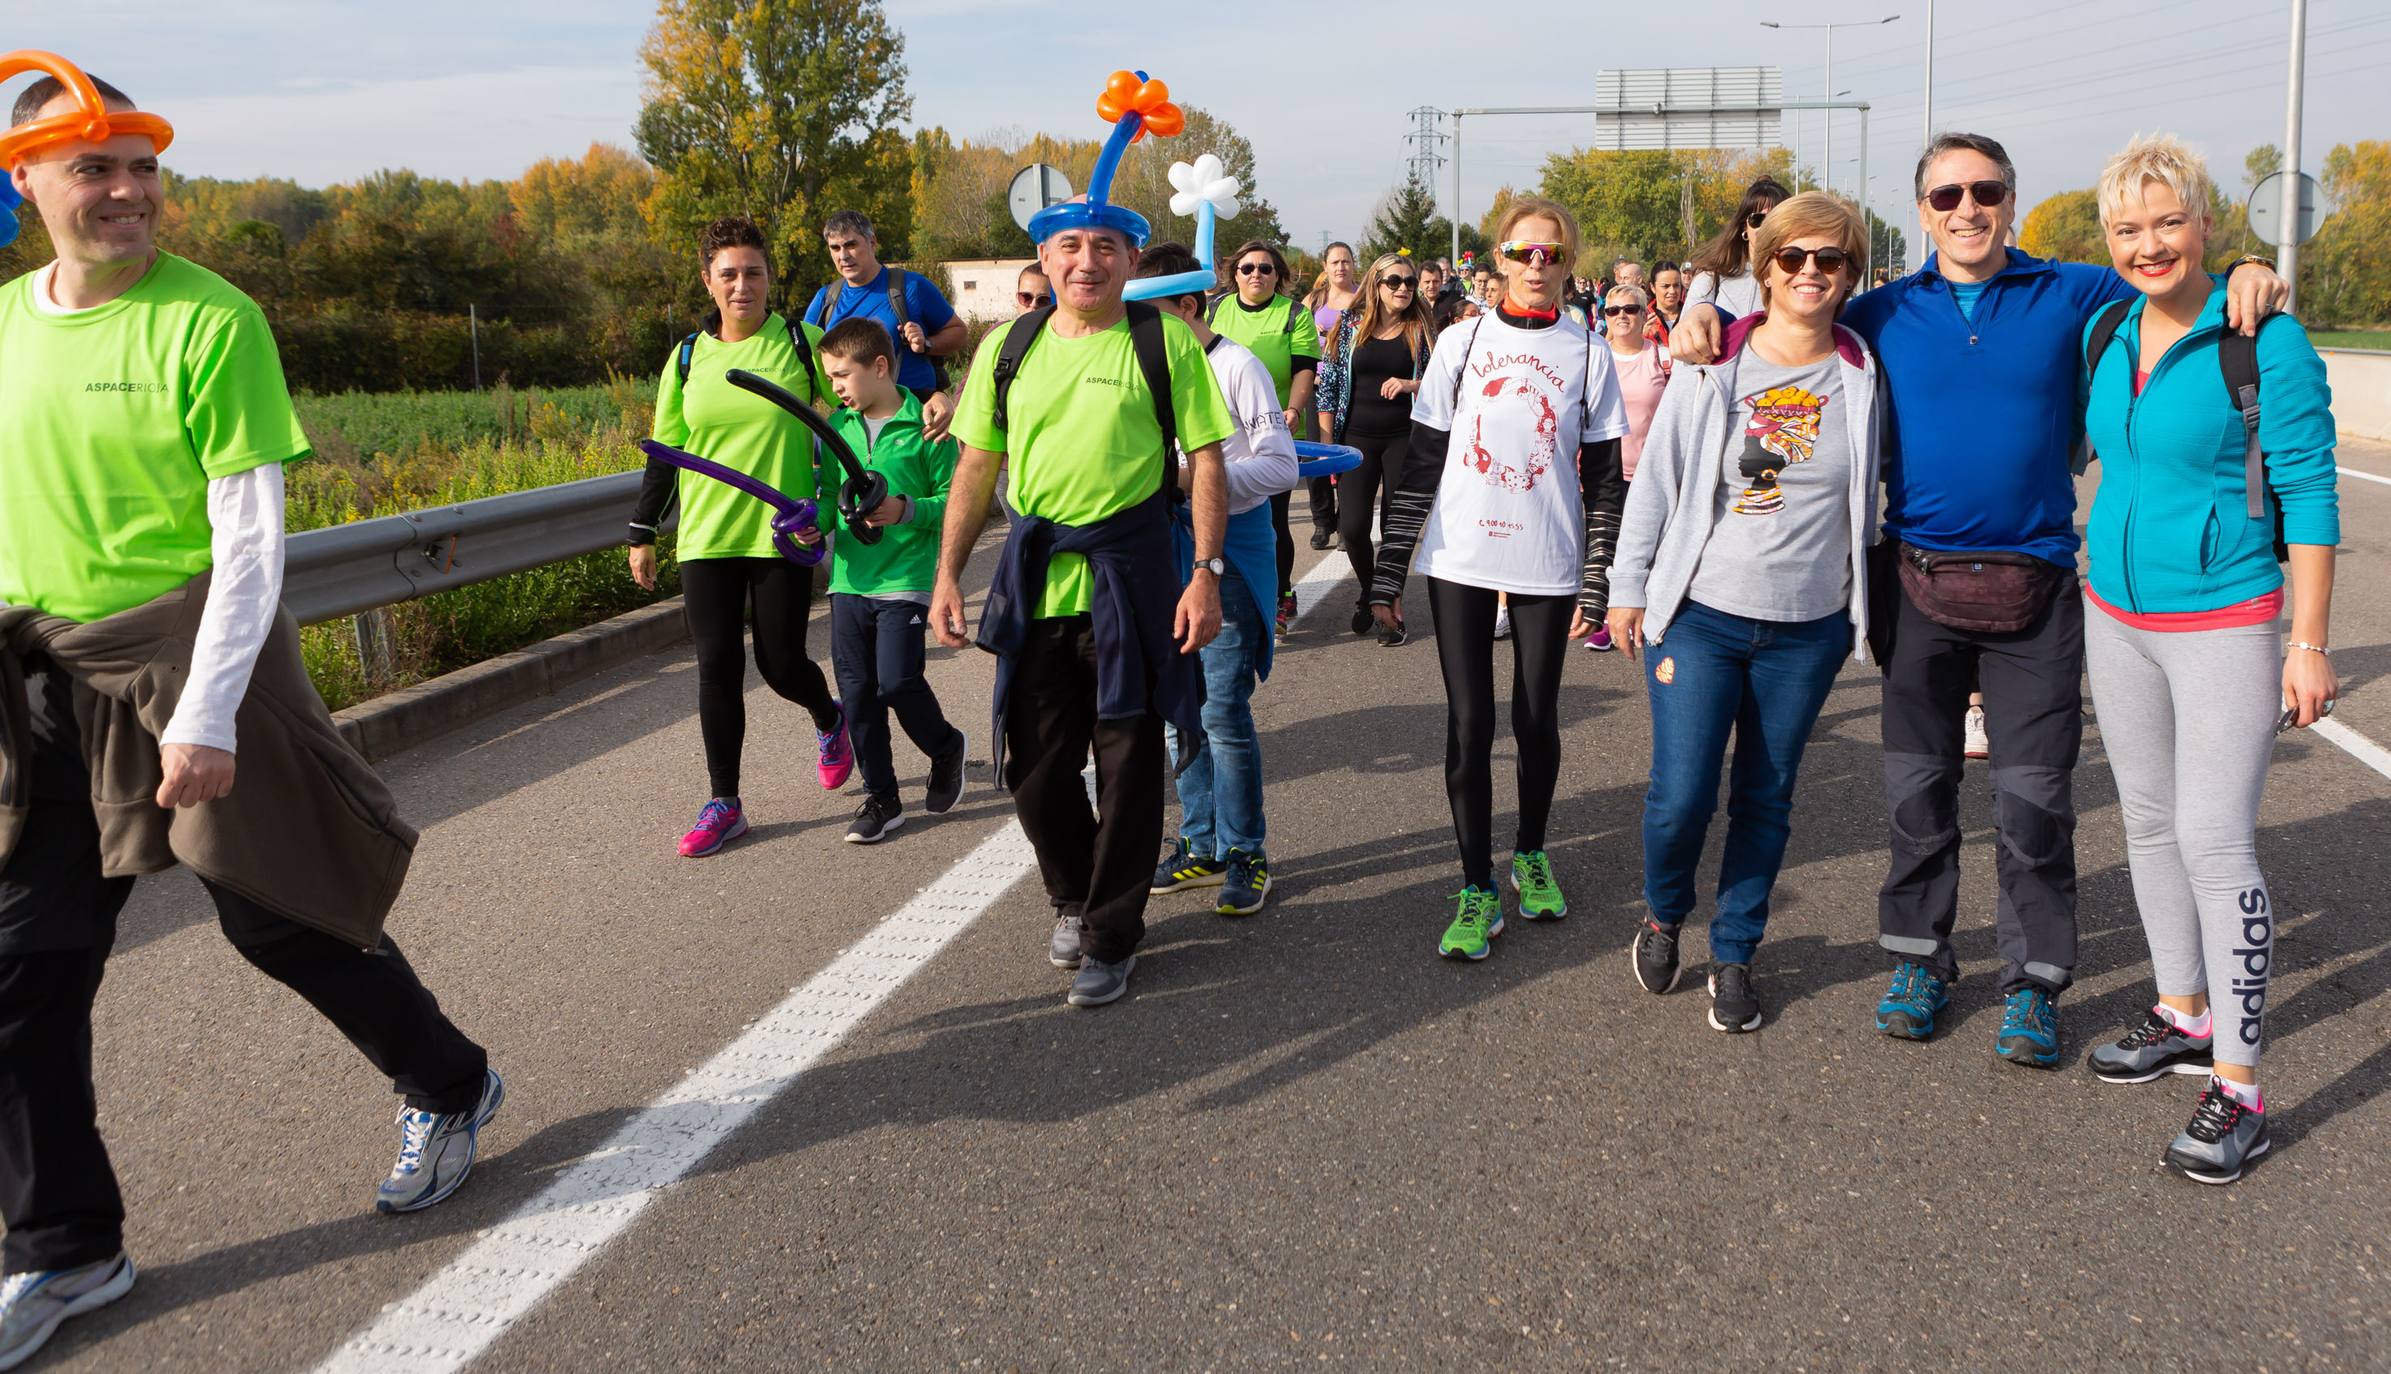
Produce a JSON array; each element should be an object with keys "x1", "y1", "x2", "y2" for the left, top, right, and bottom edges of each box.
[{"x1": 1605, "y1": 192, "x2": 1883, "y2": 1035}]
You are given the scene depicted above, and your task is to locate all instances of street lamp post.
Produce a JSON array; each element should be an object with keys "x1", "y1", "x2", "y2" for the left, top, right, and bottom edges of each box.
[{"x1": 1762, "y1": 14, "x2": 1899, "y2": 199}]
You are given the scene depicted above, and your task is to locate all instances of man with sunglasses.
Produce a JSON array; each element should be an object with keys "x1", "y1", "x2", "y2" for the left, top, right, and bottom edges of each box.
[{"x1": 1673, "y1": 132, "x2": 2285, "y2": 1065}]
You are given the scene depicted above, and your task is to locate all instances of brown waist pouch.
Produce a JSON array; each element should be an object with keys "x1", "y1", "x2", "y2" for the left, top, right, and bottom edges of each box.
[{"x1": 1893, "y1": 541, "x2": 2068, "y2": 634}]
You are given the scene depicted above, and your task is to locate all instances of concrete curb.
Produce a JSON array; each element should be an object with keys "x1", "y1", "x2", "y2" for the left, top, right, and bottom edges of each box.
[{"x1": 332, "y1": 597, "x2": 689, "y2": 762}]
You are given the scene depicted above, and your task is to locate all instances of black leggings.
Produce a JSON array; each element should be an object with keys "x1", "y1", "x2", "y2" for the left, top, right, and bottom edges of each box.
[
  {"x1": 1429, "y1": 578, "x2": 1575, "y2": 888},
  {"x1": 1270, "y1": 492, "x2": 1295, "y2": 601},
  {"x1": 1337, "y1": 428, "x2": 1409, "y2": 593},
  {"x1": 680, "y1": 557, "x2": 841, "y2": 798}
]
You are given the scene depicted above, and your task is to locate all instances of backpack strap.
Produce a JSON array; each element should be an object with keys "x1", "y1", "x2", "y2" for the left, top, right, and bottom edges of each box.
[
  {"x1": 1124, "y1": 301, "x2": 1180, "y2": 495},
  {"x1": 676, "y1": 331, "x2": 699, "y2": 387},
  {"x1": 784, "y1": 316, "x2": 818, "y2": 402},
  {"x1": 989, "y1": 305, "x2": 1056, "y2": 434},
  {"x1": 885, "y1": 267, "x2": 912, "y2": 326},
  {"x1": 2083, "y1": 298, "x2": 2132, "y2": 377},
  {"x1": 1449, "y1": 314, "x2": 1489, "y2": 411},
  {"x1": 1204, "y1": 290, "x2": 1226, "y2": 325},
  {"x1": 2218, "y1": 327, "x2": 2265, "y2": 521},
  {"x1": 1284, "y1": 298, "x2": 1303, "y2": 338}
]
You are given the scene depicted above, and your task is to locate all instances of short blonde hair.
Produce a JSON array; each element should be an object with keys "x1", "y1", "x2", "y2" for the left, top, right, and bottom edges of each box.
[
  {"x1": 1493, "y1": 196, "x2": 1582, "y2": 270},
  {"x1": 2097, "y1": 133, "x2": 2214, "y2": 228},
  {"x1": 1605, "y1": 283, "x2": 1650, "y2": 310},
  {"x1": 1750, "y1": 191, "x2": 1868, "y2": 308}
]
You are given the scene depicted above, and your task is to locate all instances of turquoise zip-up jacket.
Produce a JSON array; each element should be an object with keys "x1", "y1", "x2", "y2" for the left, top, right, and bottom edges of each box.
[{"x1": 2080, "y1": 284, "x2": 2338, "y2": 614}]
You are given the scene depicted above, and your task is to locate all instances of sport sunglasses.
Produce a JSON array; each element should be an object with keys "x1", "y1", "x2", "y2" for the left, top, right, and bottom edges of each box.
[
  {"x1": 1924, "y1": 180, "x2": 2010, "y2": 212},
  {"x1": 1497, "y1": 240, "x2": 1566, "y2": 266},
  {"x1": 1602, "y1": 304, "x2": 1644, "y2": 316},
  {"x1": 1236, "y1": 261, "x2": 1278, "y2": 276},
  {"x1": 1768, "y1": 245, "x2": 1854, "y2": 275}
]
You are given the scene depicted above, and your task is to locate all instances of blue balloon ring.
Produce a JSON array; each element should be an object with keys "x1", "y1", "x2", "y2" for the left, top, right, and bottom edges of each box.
[{"x1": 1295, "y1": 441, "x2": 1362, "y2": 478}]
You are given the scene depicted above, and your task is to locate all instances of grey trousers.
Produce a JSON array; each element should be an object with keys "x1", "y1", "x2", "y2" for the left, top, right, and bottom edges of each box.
[{"x1": 2085, "y1": 607, "x2": 2280, "y2": 1069}]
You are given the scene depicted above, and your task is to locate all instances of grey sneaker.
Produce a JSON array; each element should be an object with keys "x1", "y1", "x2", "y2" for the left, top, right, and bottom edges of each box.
[
  {"x1": 376, "y1": 1068, "x2": 504, "y2": 1215},
  {"x1": 0, "y1": 1253, "x2": 135, "y2": 1373},
  {"x1": 1049, "y1": 912, "x2": 1083, "y2": 969},
  {"x1": 1067, "y1": 954, "x2": 1137, "y2": 1007},
  {"x1": 2165, "y1": 1081, "x2": 2271, "y2": 1185},
  {"x1": 2089, "y1": 1009, "x2": 2214, "y2": 1084}
]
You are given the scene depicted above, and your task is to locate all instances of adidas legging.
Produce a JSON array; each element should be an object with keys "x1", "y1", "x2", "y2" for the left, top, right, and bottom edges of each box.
[
  {"x1": 2084, "y1": 608, "x2": 2279, "y2": 1069},
  {"x1": 680, "y1": 557, "x2": 842, "y2": 799},
  {"x1": 1429, "y1": 578, "x2": 1576, "y2": 889}
]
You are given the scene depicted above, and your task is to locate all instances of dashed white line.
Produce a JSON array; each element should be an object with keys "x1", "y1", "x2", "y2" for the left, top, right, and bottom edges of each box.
[
  {"x1": 312, "y1": 548, "x2": 1357, "y2": 1373},
  {"x1": 2313, "y1": 718, "x2": 2391, "y2": 785},
  {"x1": 2338, "y1": 466, "x2": 2391, "y2": 488}
]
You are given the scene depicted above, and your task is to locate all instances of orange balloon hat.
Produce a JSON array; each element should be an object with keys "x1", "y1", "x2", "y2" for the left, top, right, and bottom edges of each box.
[{"x1": 0, "y1": 50, "x2": 174, "y2": 170}]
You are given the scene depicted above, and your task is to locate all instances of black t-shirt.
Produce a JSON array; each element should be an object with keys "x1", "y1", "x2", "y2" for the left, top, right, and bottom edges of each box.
[{"x1": 1346, "y1": 333, "x2": 1417, "y2": 436}]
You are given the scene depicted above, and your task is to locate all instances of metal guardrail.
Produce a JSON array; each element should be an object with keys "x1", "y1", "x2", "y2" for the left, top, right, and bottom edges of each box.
[{"x1": 283, "y1": 471, "x2": 642, "y2": 626}]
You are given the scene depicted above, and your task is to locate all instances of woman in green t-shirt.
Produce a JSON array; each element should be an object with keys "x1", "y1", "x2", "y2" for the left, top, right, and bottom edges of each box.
[
  {"x1": 628, "y1": 216, "x2": 852, "y2": 859},
  {"x1": 1209, "y1": 240, "x2": 1321, "y2": 636}
]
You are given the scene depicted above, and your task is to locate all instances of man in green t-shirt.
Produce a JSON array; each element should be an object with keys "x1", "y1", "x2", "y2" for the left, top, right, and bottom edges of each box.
[
  {"x1": 933, "y1": 201, "x2": 1235, "y2": 1009},
  {"x1": 0, "y1": 67, "x2": 499, "y2": 1364}
]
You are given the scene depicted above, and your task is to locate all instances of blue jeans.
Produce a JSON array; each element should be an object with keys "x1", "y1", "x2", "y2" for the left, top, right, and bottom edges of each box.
[
  {"x1": 1643, "y1": 600, "x2": 1852, "y2": 965},
  {"x1": 1169, "y1": 566, "x2": 1266, "y2": 859}
]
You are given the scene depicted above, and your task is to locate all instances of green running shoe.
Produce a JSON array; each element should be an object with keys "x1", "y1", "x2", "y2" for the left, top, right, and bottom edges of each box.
[
  {"x1": 1438, "y1": 885, "x2": 1505, "y2": 961},
  {"x1": 1511, "y1": 849, "x2": 1568, "y2": 920}
]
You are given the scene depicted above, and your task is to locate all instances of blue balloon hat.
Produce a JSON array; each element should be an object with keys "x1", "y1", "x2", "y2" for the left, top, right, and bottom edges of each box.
[{"x1": 0, "y1": 178, "x2": 20, "y2": 249}]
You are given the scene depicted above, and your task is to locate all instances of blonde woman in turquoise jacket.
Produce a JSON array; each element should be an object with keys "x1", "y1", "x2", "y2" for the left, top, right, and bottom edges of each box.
[{"x1": 2075, "y1": 134, "x2": 2339, "y2": 1186}]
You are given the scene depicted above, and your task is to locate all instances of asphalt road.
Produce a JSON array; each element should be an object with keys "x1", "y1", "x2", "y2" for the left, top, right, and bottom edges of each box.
[{"x1": 30, "y1": 442, "x2": 2391, "y2": 1372}]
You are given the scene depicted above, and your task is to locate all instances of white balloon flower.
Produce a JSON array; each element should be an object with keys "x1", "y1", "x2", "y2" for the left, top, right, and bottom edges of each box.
[{"x1": 1167, "y1": 154, "x2": 1242, "y2": 221}]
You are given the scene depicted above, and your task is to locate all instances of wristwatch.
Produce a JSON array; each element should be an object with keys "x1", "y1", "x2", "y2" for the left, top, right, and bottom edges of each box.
[
  {"x1": 2226, "y1": 253, "x2": 2277, "y2": 274},
  {"x1": 1193, "y1": 556, "x2": 1225, "y2": 577}
]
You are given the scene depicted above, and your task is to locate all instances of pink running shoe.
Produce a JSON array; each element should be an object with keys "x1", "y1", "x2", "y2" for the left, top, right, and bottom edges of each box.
[
  {"x1": 1583, "y1": 624, "x2": 1615, "y2": 652},
  {"x1": 678, "y1": 798, "x2": 747, "y2": 858},
  {"x1": 817, "y1": 703, "x2": 855, "y2": 790}
]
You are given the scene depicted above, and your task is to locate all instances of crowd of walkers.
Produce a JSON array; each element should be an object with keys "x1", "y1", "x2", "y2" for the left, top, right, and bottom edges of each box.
[{"x1": 0, "y1": 47, "x2": 2352, "y2": 1367}]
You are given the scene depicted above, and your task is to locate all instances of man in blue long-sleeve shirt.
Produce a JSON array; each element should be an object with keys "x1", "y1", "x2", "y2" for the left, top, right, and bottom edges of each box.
[{"x1": 1675, "y1": 132, "x2": 2285, "y2": 1065}]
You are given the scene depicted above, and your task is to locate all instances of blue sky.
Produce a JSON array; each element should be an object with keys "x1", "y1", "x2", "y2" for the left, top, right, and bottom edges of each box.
[{"x1": 11, "y1": 0, "x2": 2386, "y2": 261}]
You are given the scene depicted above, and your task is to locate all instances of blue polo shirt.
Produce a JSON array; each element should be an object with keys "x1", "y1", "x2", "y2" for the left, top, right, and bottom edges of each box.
[
  {"x1": 1839, "y1": 248, "x2": 2133, "y2": 565},
  {"x1": 803, "y1": 266, "x2": 960, "y2": 394}
]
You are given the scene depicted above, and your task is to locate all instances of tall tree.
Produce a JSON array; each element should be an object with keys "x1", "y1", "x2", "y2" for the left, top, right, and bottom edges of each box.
[
  {"x1": 635, "y1": 0, "x2": 914, "y2": 306},
  {"x1": 1361, "y1": 175, "x2": 1441, "y2": 262},
  {"x1": 2018, "y1": 188, "x2": 2103, "y2": 265}
]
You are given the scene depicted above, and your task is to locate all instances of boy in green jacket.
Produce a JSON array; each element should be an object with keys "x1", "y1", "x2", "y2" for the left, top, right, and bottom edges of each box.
[{"x1": 816, "y1": 320, "x2": 970, "y2": 842}]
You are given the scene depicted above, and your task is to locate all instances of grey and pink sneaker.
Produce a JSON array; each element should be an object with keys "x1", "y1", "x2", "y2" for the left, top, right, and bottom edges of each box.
[
  {"x1": 1583, "y1": 624, "x2": 1615, "y2": 652},
  {"x1": 817, "y1": 703, "x2": 855, "y2": 790},
  {"x1": 678, "y1": 798, "x2": 747, "y2": 857}
]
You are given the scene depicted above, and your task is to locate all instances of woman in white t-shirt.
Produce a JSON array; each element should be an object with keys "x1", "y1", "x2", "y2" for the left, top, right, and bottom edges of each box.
[
  {"x1": 1684, "y1": 177, "x2": 1790, "y2": 320},
  {"x1": 1584, "y1": 281, "x2": 1671, "y2": 652},
  {"x1": 1367, "y1": 197, "x2": 1630, "y2": 962}
]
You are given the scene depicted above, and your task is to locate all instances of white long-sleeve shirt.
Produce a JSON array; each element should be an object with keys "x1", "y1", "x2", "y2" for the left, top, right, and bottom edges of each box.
[{"x1": 35, "y1": 263, "x2": 286, "y2": 754}]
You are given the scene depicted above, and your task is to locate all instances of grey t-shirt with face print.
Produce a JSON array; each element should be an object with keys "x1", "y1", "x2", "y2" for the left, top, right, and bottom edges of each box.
[{"x1": 1683, "y1": 349, "x2": 1852, "y2": 623}]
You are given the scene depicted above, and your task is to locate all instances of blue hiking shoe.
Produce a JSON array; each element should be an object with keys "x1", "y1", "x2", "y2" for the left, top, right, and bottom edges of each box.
[
  {"x1": 376, "y1": 1068, "x2": 505, "y2": 1214},
  {"x1": 1997, "y1": 986, "x2": 2062, "y2": 1069},
  {"x1": 1876, "y1": 961, "x2": 1950, "y2": 1040}
]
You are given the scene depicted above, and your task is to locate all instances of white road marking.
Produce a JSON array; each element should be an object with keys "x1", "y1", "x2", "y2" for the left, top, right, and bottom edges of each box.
[
  {"x1": 2339, "y1": 466, "x2": 2391, "y2": 488},
  {"x1": 2313, "y1": 718, "x2": 2391, "y2": 785},
  {"x1": 313, "y1": 547, "x2": 1357, "y2": 1373}
]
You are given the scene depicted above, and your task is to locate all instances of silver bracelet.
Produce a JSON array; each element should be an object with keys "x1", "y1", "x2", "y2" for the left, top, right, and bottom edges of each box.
[{"x1": 2287, "y1": 641, "x2": 2331, "y2": 657}]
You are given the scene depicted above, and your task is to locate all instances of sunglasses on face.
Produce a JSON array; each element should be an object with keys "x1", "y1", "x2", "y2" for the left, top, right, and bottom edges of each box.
[
  {"x1": 1768, "y1": 245, "x2": 1853, "y2": 275},
  {"x1": 1603, "y1": 305, "x2": 1643, "y2": 316},
  {"x1": 1380, "y1": 275, "x2": 1417, "y2": 289},
  {"x1": 1924, "y1": 180, "x2": 2009, "y2": 212},
  {"x1": 1746, "y1": 210, "x2": 1770, "y2": 229},
  {"x1": 1015, "y1": 291, "x2": 1040, "y2": 305},
  {"x1": 1237, "y1": 261, "x2": 1277, "y2": 276},
  {"x1": 1498, "y1": 240, "x2": 1565, "y2": 266}
]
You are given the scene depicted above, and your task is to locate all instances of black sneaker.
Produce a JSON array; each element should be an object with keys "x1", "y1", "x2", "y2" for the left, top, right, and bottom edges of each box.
[
  {"x1": 1630, "y1": 917, "x2": 1682, "y2": 994},
  {"x1": 1708, "y1": 962, "x2": 1763, "y2": 1032},
  {"x1": 1351, "y1": 603, "x2": 1375, "y2": 636},
  {"x1": 924, "y1": 730, "x2": 968, "y2": 815},
  {"x1": 844, "y1": 793, "x2": 904, "y2": 844},
  {"x1": 1217, "y1": 849, "x2": 1270, "y2": 916},
  {"x1": 2089, "y1": 1009, "x2": 2215, "y2": 1084},
  {"x1": 1309, "y1": 527, "x2": 1336, "y2": 550},
  {"x1": 2165, "y1": 1080, "x2": 2270, "y2": 1185},
  {"x1": 1377, "y1": 623, "x2": 1408, "y2": 647}
]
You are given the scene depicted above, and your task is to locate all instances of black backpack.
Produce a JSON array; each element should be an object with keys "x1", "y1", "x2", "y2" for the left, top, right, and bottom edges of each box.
[
  {"x1": 677, "y1": 314, "x2": 817, "y2": 394},
  {"x1": 2083, "y1": 299, "x2": 2282, "y2": 561},
  {"x1": 988, "y1": 301, "x2": 1180, "y2": 487}
]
